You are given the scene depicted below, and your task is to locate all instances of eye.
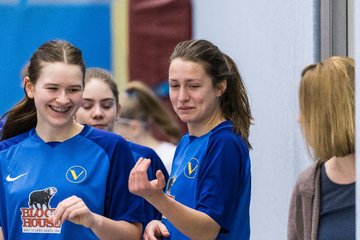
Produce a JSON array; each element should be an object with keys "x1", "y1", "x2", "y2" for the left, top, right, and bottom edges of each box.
[
  {"x1": 169, "y1": 84, "x2": 180, "y2": 89},
  {"x1": 189, "y1": 84, "x2": 200, "y2": 89},
  {"x1": 81, "y1": 101, "x2": 93, "y2": 110},
  {"x1": 101, "y1": 100, "x2": 115, "y2": 110},
  {"x1": 47, "y1": 87, "x2": 58, "y2": 91},
  {"x1": 67, "y1": 88, "x2": 81, "y2": 93},
  {"x1": 101, "y1": 103, "x2": 113, "y2": 110}
]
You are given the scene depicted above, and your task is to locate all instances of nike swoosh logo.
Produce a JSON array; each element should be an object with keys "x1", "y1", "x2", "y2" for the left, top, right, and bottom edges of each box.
[{"x1": 6, "y1": 172, "x2": 28, "y2": 182}]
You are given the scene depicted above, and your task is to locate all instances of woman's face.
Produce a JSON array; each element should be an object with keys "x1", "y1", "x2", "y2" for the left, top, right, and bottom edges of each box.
[
  {"x1": 168, "y1": 58, "x2": 223, "y2": 131},
  {"x1": 25, "y1": 62, "x2": 83, "y2": 131},
  {"x1": 76, "y1": 78, "x2": 118, "y2": 131}
]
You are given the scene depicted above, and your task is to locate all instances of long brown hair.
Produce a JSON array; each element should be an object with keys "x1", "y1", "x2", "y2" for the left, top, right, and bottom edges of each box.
[
  {"x1": 170, "y1": 39, "x2": 253, "y2": 148},
  {"x1": 0, "y1": 40, "x2": 85, "y2": 140}
]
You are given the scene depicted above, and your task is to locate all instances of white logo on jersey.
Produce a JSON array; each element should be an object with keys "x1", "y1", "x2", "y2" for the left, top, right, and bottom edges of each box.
[{"x1": 6, "y1": 172, "x2": 28, "y2": 182}]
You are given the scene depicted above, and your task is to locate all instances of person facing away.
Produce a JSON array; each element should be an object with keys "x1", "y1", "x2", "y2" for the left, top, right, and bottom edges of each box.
[
  {"x1": 0, "y1": 40, "x2": 144, "y2": 240},
  {"x1": 74, "y1": 67, "x2": 169, "y2": 231},
  {"x1": 114, "y1": 80, "x2": 181, "y2": 174},
  {"x1": 128, "y1": 39, "x2": 253, "y2": 240},
  {"x1": 288, "y1": 56, "x2": 355, "y2": 240}
]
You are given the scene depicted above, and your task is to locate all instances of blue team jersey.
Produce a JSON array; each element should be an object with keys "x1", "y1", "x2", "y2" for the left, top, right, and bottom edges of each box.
[
  {"x1": 162, "y1": 121, "x2": 251, "y2": 240},
  {"x1": 128, "y1": 142, "x2": 169, "y2": 231},
  {"x1": 0, "y1": 125, "x2": 144, "y2": 239}
]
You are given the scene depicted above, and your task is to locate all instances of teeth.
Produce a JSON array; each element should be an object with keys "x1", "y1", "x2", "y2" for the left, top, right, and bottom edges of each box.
[{"x1": 50, "y1": 106, "x2": 70, "y2": 113}]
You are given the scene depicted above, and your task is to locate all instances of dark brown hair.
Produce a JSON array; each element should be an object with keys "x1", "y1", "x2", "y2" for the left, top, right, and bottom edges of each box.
[
  {"x1": 170, "y1": 39, "x2": 253, "y2": 148},
  {"x1": 1, "y1": 40, "x2": 85, "y2": 140}
]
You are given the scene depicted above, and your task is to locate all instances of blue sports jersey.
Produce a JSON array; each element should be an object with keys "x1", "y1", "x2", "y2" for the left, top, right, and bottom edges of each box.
[
  {"x1": 0, "y1": 125, "x2": 144, "y2": 239},
  {"x1": 162, "y1": 121, "x2": 251, "y2": 240},
  {"x1": 128, "y1": 142, "x2": 169, "y2": 231}
]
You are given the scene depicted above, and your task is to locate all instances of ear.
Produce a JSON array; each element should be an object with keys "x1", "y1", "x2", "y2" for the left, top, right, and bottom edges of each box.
[
  {"x1": 216, "y1": 79, "x2": 227, "y2": 97},
  {"x1": 24, "y1": 77, "x2": 35, "y2": 99}
]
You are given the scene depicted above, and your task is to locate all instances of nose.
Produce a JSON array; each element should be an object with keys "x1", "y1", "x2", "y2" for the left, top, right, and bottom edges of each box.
[
  {"x1": 178, "y1": 86, "x2": 190, "y2": 102},
  {"x1": 56, "y1": 90, "x2": 70, "y2": 104},
  {"x1": 91, "y1": 105, "x2": 104, "y2": 119}
]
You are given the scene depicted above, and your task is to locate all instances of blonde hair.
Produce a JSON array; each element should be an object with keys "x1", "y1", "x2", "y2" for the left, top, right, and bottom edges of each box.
[{"x1": 299, "y1": 56, "x2": 354, "y2": 161}]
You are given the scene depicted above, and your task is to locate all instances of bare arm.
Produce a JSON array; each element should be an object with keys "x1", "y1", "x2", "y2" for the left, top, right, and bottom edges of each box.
[
  {"x1": 90, "y1": 214, "x2": 141, "y2": 240},
  {"x1": 0, "y1": 227, "x2": 3, "y2": 240},
  {"x1": 129, "y1": 158, "x2": 220, "y2": 240},
  {"x1": 50, "y1": 196, "x2": 142, "y2": 240}
]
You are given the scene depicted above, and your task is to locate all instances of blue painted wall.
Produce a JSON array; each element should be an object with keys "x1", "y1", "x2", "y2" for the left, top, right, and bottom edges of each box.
[{"x1": 0, "y1": 2, "x2": 111, "y2": 115}]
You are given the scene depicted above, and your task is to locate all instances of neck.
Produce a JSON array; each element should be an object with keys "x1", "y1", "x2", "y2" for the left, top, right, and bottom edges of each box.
[
  {"x1": 324, "y1": 153, "x2": 356, "y2": 184},
  {"x1": 36, "y1": 121, "x2": 84, "y2": 142},
  {"x1": 188, "y1": 113, "x2": 225, "y2": 137}
]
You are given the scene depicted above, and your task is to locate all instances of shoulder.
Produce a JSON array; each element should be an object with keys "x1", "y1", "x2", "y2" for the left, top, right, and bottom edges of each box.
[
  {"x1": 294, "y1": 161, "x2": 322, "y2": 194},
  {"x1": 208, "y1": 121, "x2": 248, "y2": 154},
  {"x1": 0, "y1": 130, "x2": 32, "y2": 152},
  {"x1": 83, "y1": 125, "x2": 128, "y2": 148},
  {"x1": 129, "y1": 141, "x2": 158, "y2": 158}
]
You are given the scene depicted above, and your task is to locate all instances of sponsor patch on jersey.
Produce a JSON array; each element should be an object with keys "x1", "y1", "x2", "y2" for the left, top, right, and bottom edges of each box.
[
  {"x1": 66, "y1": 165, "x2": 87, "y2": 183},
  {"x1": 184, "y1": 158, "x2": 199, "y2": 179},
  {"x1": 21, "y1": 187, "x2": 61, "y2": 234}
]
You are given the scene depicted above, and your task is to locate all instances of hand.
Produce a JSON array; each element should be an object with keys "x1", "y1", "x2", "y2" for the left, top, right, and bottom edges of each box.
[
  {"x1": 49, "y1": 195, "x2": 95, "y2": 228},
  {"x1": 143, "y1": 220, "x2": 170, "y2": 240},
  {"x1": 128, "y1": 158, "x2": 166, "y2": 201}
]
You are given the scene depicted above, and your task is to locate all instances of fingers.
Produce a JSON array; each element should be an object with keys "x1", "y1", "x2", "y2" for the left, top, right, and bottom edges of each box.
[
  {"x1": 51, "y1": 195, "x2": 92, "y2": 227},
  {"x1": 52, "y1": 196, "x2": 80, "y2": 224},
  {"x1": 144, "y1": 220, "x2": 169, "y2": 240},
  {"x1": 129, "y1": 158, "x2": 152, "y2": 195}
]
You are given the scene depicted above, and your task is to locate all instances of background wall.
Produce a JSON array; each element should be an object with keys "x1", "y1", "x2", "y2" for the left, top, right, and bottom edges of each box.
[
  {"x1": 0, "y1": 1, "x2": 112, "y2": 115},
  {"x1": 192, "y1": 1, "x2": 315, "y2": 239}
]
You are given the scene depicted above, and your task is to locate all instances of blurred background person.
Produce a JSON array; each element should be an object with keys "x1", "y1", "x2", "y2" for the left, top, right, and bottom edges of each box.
[
  {"x1": 288, "y1": 56, "x2": 355, "y2": 240},
  {"x1": 75, "y1": 67, "x2": 169, "y2": 231},
  {"x1": 115, "y1": 80, "x2": 182, "y2": 174}
]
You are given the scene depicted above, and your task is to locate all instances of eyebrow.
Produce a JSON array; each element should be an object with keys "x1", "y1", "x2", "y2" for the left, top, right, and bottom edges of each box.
[{"x1": 100, "y1": 98, "x2": 115, "y2": 103}]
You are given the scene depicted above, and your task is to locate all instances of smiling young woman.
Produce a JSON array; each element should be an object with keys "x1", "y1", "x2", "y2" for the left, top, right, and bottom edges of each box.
[{"x1": 0, "y1": 40, "x2": 143, "y2": 240}]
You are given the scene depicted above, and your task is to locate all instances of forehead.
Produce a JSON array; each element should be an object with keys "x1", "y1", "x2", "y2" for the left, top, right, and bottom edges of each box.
[
  {"x1": 169, "y1": 58, "x2": 205, "y2": 72},
  {"x1": 38, "y1": 62, "x2": 83, "y2": 85},
  {"x1": 169, "y1": 59, "x2": 213, "y2": 86},
  {"x1": 83, "y1": 79, "x2": 115, "y2": 99}
]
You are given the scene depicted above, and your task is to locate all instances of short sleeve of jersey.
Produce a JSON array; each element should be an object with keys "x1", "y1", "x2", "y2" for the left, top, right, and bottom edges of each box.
[
  {"x1": 196, "y1": 131, "x2": 250, "y2": 232},
  {"x1": 90, "y1": 132, "x2": 145, "y2": 223},
  {"x1": 0, "y1": 131, "x2": 29, "y2": 229}
]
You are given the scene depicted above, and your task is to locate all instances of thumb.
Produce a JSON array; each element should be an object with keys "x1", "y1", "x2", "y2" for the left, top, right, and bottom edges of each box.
[
  {"x1": 155, "y1": 170, "x2": 166, "y2": 189},
  {"x1": 158, "y1": 222, "x2": 170, "y2": 237}
]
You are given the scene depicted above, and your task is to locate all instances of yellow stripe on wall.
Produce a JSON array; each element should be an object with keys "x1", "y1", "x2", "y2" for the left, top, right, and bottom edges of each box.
[{"x1": 111, "y1": 0, "x2": 129, "y2": 93}]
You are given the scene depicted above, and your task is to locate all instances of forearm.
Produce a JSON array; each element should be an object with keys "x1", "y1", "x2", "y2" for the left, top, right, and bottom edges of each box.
[
  {"x1": 90, "y1": 213, "x2": 142, "y2": 240},
  {"x1": 147, "y1": 193, "x2": 220, "y2": 239},
  {"x1": 0, "y1": 227, "x2": 3, "y2": 240}
]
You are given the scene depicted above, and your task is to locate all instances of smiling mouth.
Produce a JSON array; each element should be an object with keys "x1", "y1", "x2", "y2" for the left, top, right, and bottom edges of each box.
[{"x1": 49, "y1": 105, "x2": 71, "y2": 113}]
